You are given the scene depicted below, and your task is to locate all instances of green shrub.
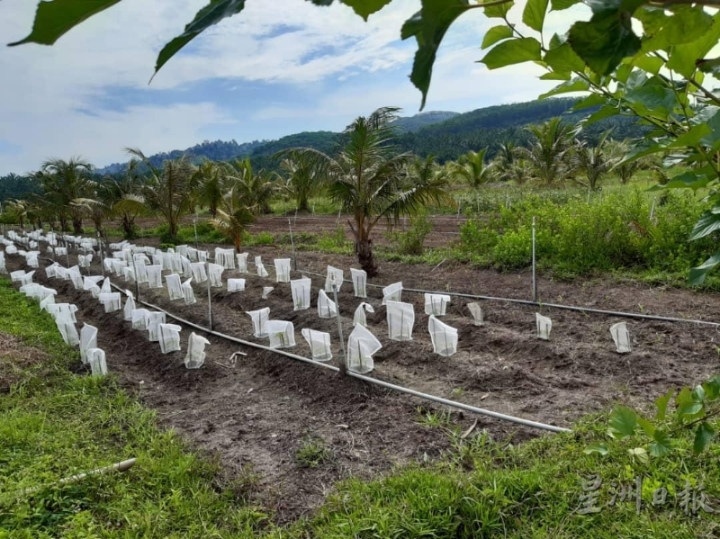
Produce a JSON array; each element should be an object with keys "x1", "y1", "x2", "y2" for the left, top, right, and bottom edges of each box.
[{"x1": 390, "y1": 212, "x2": 434, "y2": 255}]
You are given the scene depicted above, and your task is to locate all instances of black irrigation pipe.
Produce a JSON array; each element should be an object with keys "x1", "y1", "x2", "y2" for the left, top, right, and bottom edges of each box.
[{"x1": 294, "y1": 269, "x2": 720, "y2": 328}]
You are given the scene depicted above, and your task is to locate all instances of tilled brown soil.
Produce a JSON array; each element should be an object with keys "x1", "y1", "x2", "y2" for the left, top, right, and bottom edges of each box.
[{"x1": 6, "y1": 243, "x2": 720, "y2": 521}]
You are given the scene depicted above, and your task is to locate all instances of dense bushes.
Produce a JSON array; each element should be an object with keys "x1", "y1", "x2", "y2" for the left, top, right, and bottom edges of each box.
[{"x1": 459, "y1": 189, "x2": 715, "y2": 278}]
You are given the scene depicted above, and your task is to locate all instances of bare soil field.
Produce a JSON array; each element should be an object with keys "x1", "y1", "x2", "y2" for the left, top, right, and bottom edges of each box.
[{"x1": 6, "y1": 241, "x2": 720, "y2": 521}]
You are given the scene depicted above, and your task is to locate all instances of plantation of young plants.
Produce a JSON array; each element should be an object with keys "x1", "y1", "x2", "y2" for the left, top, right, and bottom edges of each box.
[{"x1": 3, "y1": 226, "x2": 720, "y2": 525}]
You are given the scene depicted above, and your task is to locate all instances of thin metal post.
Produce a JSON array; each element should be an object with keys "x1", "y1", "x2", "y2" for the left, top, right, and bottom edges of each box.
[
  {"x1": 206, "y1": 260, "x2": 213, "y2": 330},
  {"x1": 288, "y1": 219, "x2": 297, "y2": 271},
  {"x1": 331, "y1": 279, "x2": 347, "y2": 376},
  {"x1": 64, "y1": 235, "x2": 70, "y2": 268},
  {"x1": 532, "y1": 216, "x2": 538, "y2": 303},
  {"x1": 132, "y1": 251, "x2": 140, "y2": 301}
]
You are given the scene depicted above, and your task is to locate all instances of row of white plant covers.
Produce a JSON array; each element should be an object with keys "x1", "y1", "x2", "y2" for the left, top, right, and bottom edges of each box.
[{"x1": 2, "y1": 231, "x2": 635, "y2": 371}]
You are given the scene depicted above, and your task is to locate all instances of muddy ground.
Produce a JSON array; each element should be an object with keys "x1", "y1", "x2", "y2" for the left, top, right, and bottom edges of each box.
[{"x1": 5, "y1": 241, "x2": 720, "y2": 522}]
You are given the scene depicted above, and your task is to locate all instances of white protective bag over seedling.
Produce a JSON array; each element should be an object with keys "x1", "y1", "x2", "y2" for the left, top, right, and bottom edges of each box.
[
  {"x1": 0, "y1": 252, "x2": 6, "y2": 274},
  {"x1": 146, "y1": 265, "x2": 163, "y2": 288},
  {"x1": 247, "y1": 307, "x2": 270, "y2": 338},
  {"x1": 84, "y1": 276, "x2": 103, "y2": 291},
  {"x1": 158, "y1": 323, "x2": 182, "y2": 354},
  {"x1": 100, "y1": 277, "x2": 111, "y2": 294},
  {"x1": 80, "y1": 323, "x2": 98, "y2": 364},
  {"x1": 467, "y1": 303, "x2": 484, "y2": 326},
  {"x1": 208, "y1": 263, "x2": 224, "y2": 287},
  {"x1": 19, "y1": 271, "x2": 36, "y2": 286},
  {"x1": 266, "y1": 320, "x2": 295, "y2": 349},
  {"x1": 87, "y1": 348, "x2": 108, "y2": 376},
  {"x1": 353, "y1": 302, "x2": 375, "y2": 327},
  {"x1": 236, "y1": 253, "x2": 249, "y2": 273},
  {"x1": 301, "y1": 328, "x2": 332, "y2": 362},
  {"x1": 55, "y1": 317, "x2": 79, "y2": 346},
  {"x1": 39, "y1": 294, "x2": 56, "y2": 312},
  {"x1": 386, "y1": 300, "x2": 414, "y2": 341},
  {"x1": 99, "y1": 292, "x2": 121, "y2": 313},
  {"x1": 68, "y1": 267, "x2": 84, "y2": 290},
  {"x1": 227, "y1": 279, "x2": 246, "y2": 293},
  {"x1": 347, "y1": 324, "x2": 381, "y2": 374},
  {"x1": 325, "y1": 266, "x2": 344, "y2": 293},
  {"x1": 317, "y1": 289, "x2": 337, "y2": 319},
  {"x1": 190, "y1": 262, "x2": 207, "y2": 284},
  {"x1": 10, "y1": 270, "x2": 26, "y2": 283},
  {"x1": 382, "y1": 282, "x2": 403, "y2": 305},
  {"x1": 215, "y1": 248, "x2": 236, "y2": 270},
  {"x1": 78, "y1": 254, "x2": 93, "y2": 268},
  {"x1": 425, "y1": 294, "x2": 451, "y2": 316},
  {"x1": 165, "y1": 274, "x2": 183, "y2": 301},
  {"x1": 124, "y1": 294, "x2": 136, "y2": 322},
  {"x1": 536, "y1": 313, "x2": 552, "y2": 340},
  {"x1": 428, "y1": 316, "x2": 458, "y2": 357},
  {"x1": 274, "y1": 259, "x2": 291, "y2": 283},
  {"x1": 350, "y1": 268, "x2": 367, "y2": 298},
  {"x1": 112, "y1": 259, "x2": 127, "y2": 277},
  {"x1": 131, "y1": 308, "x2": 150, "y2": 330},
  {"x1": 262, "y1": 287, "x2": 274, "y2": 299},
  {"x1": 255, "y1": 256, "x2": 269, "y2": 277},
  {"x1": 45, "y1": 263, "x2": 59, "y2": 279},
  {"x1": 146, "y1": 312, "x2": 167, "y2": 342},
  {"x1": 610, "y1": 322, "x2": 632, "y2": 354},
  {"x1": 123, "y1": 267, "x2": 136, "y2": 283},
  {"x1": 182, "y1": 278, "x2": 196, "y2": 305},
  {"x1": 291, "y1": 277, "x2": 311, "y2": 311},
  {"x1": 185, "y1": 332, "x2": 210, "y2": 369},
  {"x1": 47, "y1": 303, "x2": 78, "y2": 323}
]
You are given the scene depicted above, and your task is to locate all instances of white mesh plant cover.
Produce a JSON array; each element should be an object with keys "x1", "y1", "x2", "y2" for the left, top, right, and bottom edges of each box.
[
  {"x1": 10, "y1": 270, "x2": 26, "y2": 283},
  {"x1": 124, "y1": 294, "x2": 136, "y2": 322},
  {"x1": 247, "y1": 307, "x2": 270, "y2": 338},
  {"x1": 54, "y1": 266, "x2": 68, "y2": 281},
  {"x1": 165, "y1": 274, "x2": 183, "y2": 301},
  {"x1": 317, "y1": 289, "x2": 337, "y2": 319},
  {"x1": 227, "y1": 279, "x2": 246, "y2": 293},
  {"x1": 55, "y1": 247, "x2": 67, "y2": 256},
  {"x1": 99, "y1": 292, "x2": 122, "y2": 313},
  {"x1": 100, "y1": 277, "x2": 112, "y2": 294},
  {"x1": 181, "y1": 257, "x2": 192, "y2": 279},
  {"x1": 161, "y1": 252, "x2": 174, "y2": 271},
  {"x1": 36, "y1": 286, "x2": 57, "y2": 303},
  {"x1": 146, "y1": 265, "x2": 163, "y2": 289},
  {"x1": 190, "y1": 262, "x2": 208, "y2": 284},
  {"x1": 428, "y1": 316, "x2": 458, "y2": 357},
  {"x1": 131, "y1": 308, "x2": 150, "y2": 330},
  {"x1": 83, "y1": 276, "x2": 103, "y2": 292},
  {"x1": 56, "y1": 317, "x2": 80, "y2": 347},
  {"x1": 301, "y1": 328, "x2": 332, "y2": 362},
  {"x1": 425, "y1": 294, "x2": 451, "y2": 316},
  {"x1": 170, "y1": 253, "x2": 184, "y2": 273},
  {"x1": 197, "y1": 250, "x2": 209, "y2": 263},
  {"x1": 0, "y1": 252, "x2": 5, "y2": 274},
  {"x1": 20, "y1": 283, "x2": 41, "y2": 299},
  {"x1": 237, "y1": 253, "x2": 249, "y2": 273},
  {"x1": 112, "y1": 259, "x2": 127, "y2": 277},
  {"x1": 158, "y1": 323, "x2": 182, "y2": 354},
  {"x1": 610, "y1": 322, "x2": 632, "y2": 354},
  {"x1": 350, "y1": 268, "x2": 367, "y2": 298},
  {"x1": 347, "y1": 324, "x2": 381, "y2": 374},
  {"x1": 5, "y1": 244, "x2": 17, "y2": 255},
  {"x1": 47, "y1": 303, "x2": 78, "y2": 323},
  {"x1": 255, "y1": 256, "x2": 269, "y2": 278},
  {"x1": 45, "y1": 263, "x2": 59, "y2": 279},
  {"x1": 26, "y1": 252, "x2": 40, "y2": 268},
  {"x1": 382, "y1": 282, "x2": 403, "y2": 305},
  {"x1": 19, "y1": 271, "x2": 36, "y2": 286},
  {"x1": 274, "y1": 259, "x2": 291, "y2": 283},
  {"x1": 208, "y1": 263, "x2": 224, "y2": 287},
  {"x1": 87, "y1": 348, "x2": 108, "y2": 376},
  {"x1": 80, "y1": 323, "x2": 98, "y2": 364},
  {"x1": 134, "y1": 259, "x2": 149, "y2": 284},
  {"x1": 467, "y1": 303, "x2": 484, "y2": 326},
  {"x1": 353, "y1": 303, "x2": 375, "y2": 327},
  {"x1": 185, "y1": 333, "x2": 210, "y2": 369},
  {"x1": 291, "y1": 278, "x2": 311, "y2": 311},
  {"x1": 386, "y1": 300, "x2": 415, "y2": 341},
  {"x1": 186, "y1": 247, "x2": 198, "y2": 262},
  {"x1": 536, "y1": 313, "x2": 552, "y2": 340},
  {"x1": 146, "y1": 312, "x2": 167, "y2": 342},
  {"x1": 40, "y1": 294, "x2": 56, "y2": 312},
  {"x1": 152, "y1": 253, "x2": 163, "y2": 267},
  {"x1": 266, "y1": 320, "x2": 295, "y2": 349},
  {"x1": 123, "y1": 267, "x2": 136, "y2": 283},
  {"x1": 68, "y1": 267, "x2": 84, "y2": 290},
  {"x1": 215, "y1": 248, "x2": 236, "y2": 270},
  {"x1": 262, "y1": 287, "x2": 274, "y2": 299},
  {"x1": 103, "y1": 258, "x2": 114, "y2": 273},
  {"x1": 325, "y1": 266, "x2": 344, "y2": 293},
  {"x1": 176, "y1": 245, "x2": 189, "y2": 257},
  {"x1": 78, "y1": 254, "x2": 93, "y2": 268},
  {"x1": 182, "y1": 278, "x2": 196, "y2": 305}
]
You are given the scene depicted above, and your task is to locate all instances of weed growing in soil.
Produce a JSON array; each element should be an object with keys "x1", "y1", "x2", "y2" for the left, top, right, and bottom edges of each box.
[{"x1": 295, "y1": 436, "x2": 332, "y2": 469}]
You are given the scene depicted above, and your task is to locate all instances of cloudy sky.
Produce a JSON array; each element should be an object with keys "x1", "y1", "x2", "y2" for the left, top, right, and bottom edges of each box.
[{"x1": 0, "y1": 0, "x2": 588, "y2": 175}]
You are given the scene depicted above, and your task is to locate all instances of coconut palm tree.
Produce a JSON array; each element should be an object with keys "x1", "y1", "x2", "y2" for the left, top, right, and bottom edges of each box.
[
  {"x1": 125, "y1": 148, "x2": 200, "y2": 242},
  {"x1": 210, "y1": 183, "x2": 256, "y2": 252},
  {"x1": 35, "y1": 157, "x2": 95, "y2": 233},
  {"x1": 196, "y1": 160, "x2": 224, "y2": 217},
  {"x1": 518, "y1": 118, "x2": 577, "y2": 186},
  {"x1": 275, "y1": 150, "x2": 326, "y2": 213},
  {"x1": 607, "y1": 139, "x2": 641, "y2": 184},
  {"x1": 224, "y1": 158, "x2": 276, "y2": 214},
  {"x1": 450, "y1": 149, "x2": 494, "y2": 188},
  {"x1": 573, "y1": 130, "x2": 616, "y2": 190},
  {"x1": 287, "y1": 107, "x2": 452, "y2": 276}
]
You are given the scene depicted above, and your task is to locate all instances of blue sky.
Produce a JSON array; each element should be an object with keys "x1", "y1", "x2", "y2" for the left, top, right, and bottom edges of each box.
[{"x1": 0, "y1": 0, "x2": 587, "y2": 175}]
